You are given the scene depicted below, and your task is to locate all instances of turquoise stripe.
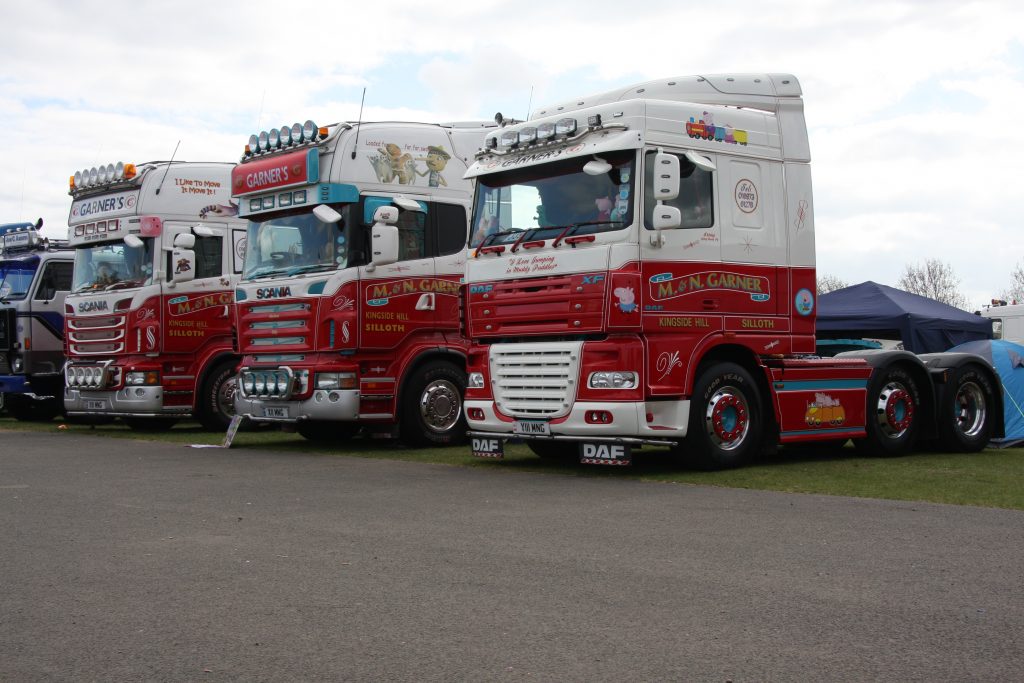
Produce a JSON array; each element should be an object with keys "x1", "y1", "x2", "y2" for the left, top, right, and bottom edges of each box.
[{"x1": 776, "y1": 379, "x2": 868, "y2": 391}]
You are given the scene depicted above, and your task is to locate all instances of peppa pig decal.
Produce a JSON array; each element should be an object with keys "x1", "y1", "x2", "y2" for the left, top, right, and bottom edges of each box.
[
  {"x1": 795, "y1": 288, "x2": 814, "y2": 316},
  {"x1": 614, "y1": 286, "x2": 637, "y2": 313}
]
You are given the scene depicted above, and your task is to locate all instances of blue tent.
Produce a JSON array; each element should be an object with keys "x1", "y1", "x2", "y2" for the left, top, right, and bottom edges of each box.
[
  {"x1": 949, "y1": 339, "x2": 1024, "y2": 446},
  {"x1": 817, "y1": 281, "x2": 992, "y2": 353}
]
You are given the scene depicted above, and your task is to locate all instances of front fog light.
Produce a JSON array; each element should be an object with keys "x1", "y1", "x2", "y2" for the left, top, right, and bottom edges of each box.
[
  {"x1": 468, "y1": 372, "x2": 485, "y2": 389},
  {"x1": 11, "y1": 356, "x2": 23, "y2": 373},
  {"x1": 588, "y1": 371, "x2": 638, "y2": 389}
]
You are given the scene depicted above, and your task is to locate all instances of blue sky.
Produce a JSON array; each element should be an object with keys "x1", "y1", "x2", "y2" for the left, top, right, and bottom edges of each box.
[{"x1": 2, "y1": 0, "x2": 1023, "y2": 308}]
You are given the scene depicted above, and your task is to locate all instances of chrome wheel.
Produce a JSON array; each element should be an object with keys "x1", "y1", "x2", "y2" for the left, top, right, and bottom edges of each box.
[
  {"x1": 872, "y1": 380, "x2": 915, "y2": 440},
  {"x1": 419, "y1": 378, "x2": 462, "y2": 434},
  {"x1": 953, "y1": 380, "x2": 986, "y2": 439},
  {"x1": 704, "y1": 385, "x2": 751, "y2": 451}
]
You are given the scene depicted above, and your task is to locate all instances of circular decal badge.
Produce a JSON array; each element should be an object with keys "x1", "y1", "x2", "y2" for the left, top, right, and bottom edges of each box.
[
  {"x1": 795, "y1": 288, "x2": 815, "y2": 316},
  {"x1": 734, "y1": 179, "x2": 758, "y2": 214}
]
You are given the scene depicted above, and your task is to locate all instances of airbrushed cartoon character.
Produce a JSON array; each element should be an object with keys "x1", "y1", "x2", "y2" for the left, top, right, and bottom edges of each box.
[
  {"x1": 416, "y1": 146, "x2": 451, "y2": 187},
  {"x1": 369, "y1": 143, "x2": 416, "y2": 184},
  {"x1": 199, "y1": 201, "x2": 239, "y2": 219}
]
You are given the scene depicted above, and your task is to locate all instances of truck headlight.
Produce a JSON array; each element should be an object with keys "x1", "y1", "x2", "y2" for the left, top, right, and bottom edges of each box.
[
  {"x1": 125, "y1": 371, "x2": 159, "y2": 386},
  {"x1": 316, "y1": 372, "x2": 356, "y2": 390},
  {"x1": 588, "y1": 371, "x2": 638, "y2": 389},
  {"x1": 467, "y1": 372, "x2": 485, "y2": 389}
]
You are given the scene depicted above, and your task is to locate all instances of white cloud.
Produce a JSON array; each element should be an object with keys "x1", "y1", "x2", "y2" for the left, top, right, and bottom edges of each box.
[{"x1": 1, "y1": 0, "x2": 1022, "y2": 311}]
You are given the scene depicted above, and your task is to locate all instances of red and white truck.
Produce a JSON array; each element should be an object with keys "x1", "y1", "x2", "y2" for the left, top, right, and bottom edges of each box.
[
  {"x1": 463, "y1": 74, "x2": 1002, "y2": 468},
  {"x1": 63, "y1": 161, "x2": 247, "y2": 430},
  {"x1": 231, "y1": 119, "x2": 494, "y2": 444}
]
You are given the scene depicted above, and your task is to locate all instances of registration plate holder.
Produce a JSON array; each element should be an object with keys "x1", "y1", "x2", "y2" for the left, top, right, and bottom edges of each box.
[
  {"x1": 263, "y1": 406, "x2": 288, "y2": 418},
  {"x1": 513, "y1": 420, "x2": 550, "y2": 436}
]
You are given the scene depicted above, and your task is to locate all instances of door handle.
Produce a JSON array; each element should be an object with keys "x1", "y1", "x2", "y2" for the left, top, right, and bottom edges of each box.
[{"x1": 415, "y1": 293, "x2": 435, "y2": 311}]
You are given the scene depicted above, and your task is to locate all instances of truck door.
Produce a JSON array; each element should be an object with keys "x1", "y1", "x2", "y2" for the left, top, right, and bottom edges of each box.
[
  {"x1": 163, "y1": 222, "x2": 232, "y2": 359},
  {"x1": 432, "y1": 201, "x2": 470, "y2": 342},
  {"x1": 638, "y1": 149, "x2": 724, "y2": 395},
  {"x1": 27, "y1": 259, "x2": 73, "y2": 374},
  {"x1": 357, "y1": 197, "x2": 435, "y2": 350}
]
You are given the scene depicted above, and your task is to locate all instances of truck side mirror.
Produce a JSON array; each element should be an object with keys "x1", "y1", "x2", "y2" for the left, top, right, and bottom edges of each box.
[
  {"x1": 171, "y1": 248, "x2": 196, "y2": 283},
  {"x1": 652, "y1": 205, "x2": 682, "y2": 231},
  {"x1": 653, "y1": 152, "x2": 680, "y2": 201},
  {"x1": 368, "y1": 206, "x2": 399, "y2": 270},
  {"x1": 173, "y1": 233, "x2": 196, "y2": 249}
]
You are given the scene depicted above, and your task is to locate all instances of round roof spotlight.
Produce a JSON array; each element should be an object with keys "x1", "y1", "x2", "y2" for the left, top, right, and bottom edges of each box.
[
  {"x1": 114, "y1": 161, "x2": 125, "y2": 180},
  {"x1": 302, "y1": 120, "x2": 318, "y2": 142},
  {"x1": 279, "y1": 125, "x2": 292, "y2": 146},
  {"x1": 89, "y1": 167, "x2": 99, "y2": 186},
  {"x1": 247, "y1": 134, "x2": 259, "y2": 154},
  {"x1": 268, "y1": 128, "x2": 280, "y2": 149},
  {"x1": 291, "y1": 123, "x2": 303, "y2": 142},
  {"x1": 105, "y1": 163, "x2": 116, "y2": 182},
  {"x1": 73, "y1": 171, "x2": 83, "y2": 188},
  {"x1": 257, "y1": 131, "x2": 269, "y2": 152}
]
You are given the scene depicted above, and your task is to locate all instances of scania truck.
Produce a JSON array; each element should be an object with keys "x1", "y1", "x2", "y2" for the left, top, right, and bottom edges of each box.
[
  {"x1": 231, "y1": 119, "x2": 494, "y2": 445},
  {"x1": 462, "y1": 74, "x2": 1001, "y2": 468},
  {"x1": 0, "y1": 220, "x2": 74, "y2": 420},
  {"x1": 63, "y1": 161, "x2": 247, "y2": 430}
]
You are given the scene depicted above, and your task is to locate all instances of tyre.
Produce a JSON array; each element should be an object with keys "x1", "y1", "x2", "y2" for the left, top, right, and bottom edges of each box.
[
  {"x1": 937, "y1": 364, "x2": 994, "y2": 452},
  {"x1": 198, "y1": 360, "x2": 239, "y2": 432},
  {"x1": 296, "y1": 420, "x2": 360, "y2": 442},
  {"x1": 6, "y1": 395, "x2": 60, "y2": 422},
  {"x1": 680, "y1": 362, "x2": 763, "y2": 469},
  {"x1": 854, "y1": 364, "x2": 921, "y2": 457},
  {"x1": 528, "y1": 440, "x2": 575, "y2": 460},
  {"x1": 123, "y1": 417, "x2": 177, "y2": 432},
  {"x1": 399, "y1": 360, "x2": 467, "y2": 447}
]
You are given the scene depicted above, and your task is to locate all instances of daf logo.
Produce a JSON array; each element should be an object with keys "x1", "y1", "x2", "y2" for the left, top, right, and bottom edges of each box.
[{"x1": 78, "y1": 300, "x2": 109, "y2": 313}]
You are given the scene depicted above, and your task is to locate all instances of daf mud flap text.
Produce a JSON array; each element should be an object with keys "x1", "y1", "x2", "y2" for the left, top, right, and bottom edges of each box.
[{"x1": 471, "y1": 436, "x2": 632, "y2": 466}]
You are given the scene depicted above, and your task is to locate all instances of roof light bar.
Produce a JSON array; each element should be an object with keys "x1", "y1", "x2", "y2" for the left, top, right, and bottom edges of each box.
[
  {"x1": 242, "y1": 120, "x2": 322, "y2": 158},
  {"x1": 68, "y1": 161, "x2": 134, "y2": 192}
]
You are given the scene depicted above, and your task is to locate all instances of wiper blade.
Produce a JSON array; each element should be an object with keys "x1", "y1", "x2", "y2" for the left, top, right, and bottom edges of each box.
[
  {"x1": 480, "y1": 228, "x2": 524, "y2": 248},
  {"x1": 285, "y1": 264, "x2": 336, "y2": 277},
  {"x1": 245, "y1": 266, "x2": 287, "y2": 280},
  {"x1": 550, "y1": 220, "x2": 623, "y2": 247}
]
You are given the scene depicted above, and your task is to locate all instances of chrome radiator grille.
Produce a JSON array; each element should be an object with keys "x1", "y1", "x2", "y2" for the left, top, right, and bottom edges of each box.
[{"x1": 489, "y1": 342, "x2": 581, "y2": 418}]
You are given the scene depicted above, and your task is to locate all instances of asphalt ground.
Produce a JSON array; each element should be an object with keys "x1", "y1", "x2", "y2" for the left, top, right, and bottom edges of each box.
[{"x1": 1, "y1": 430, "x2": 1022, "y2": 682}]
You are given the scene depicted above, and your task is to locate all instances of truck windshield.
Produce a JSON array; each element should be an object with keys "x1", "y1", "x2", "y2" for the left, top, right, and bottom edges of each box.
[
  {"x1": 72, "y1": 238, "x2": 156, "y2": 293},
  {"x1": 469, "y1": 149, "x2": 636, "y2": 247},
  {"x1": 0, "y1": 261, "x2": 38, "y2": 300},
  {"x1": 242, "y1": 205, "x2": 355, "y2": 281}
]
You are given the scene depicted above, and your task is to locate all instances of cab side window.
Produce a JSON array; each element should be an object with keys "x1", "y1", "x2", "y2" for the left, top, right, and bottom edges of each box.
[
  {"x1": 434, "y1": 203, "x2": 468, "y2": 257},
  {"x1": 643, "y1": 151, "x2": 714, "y2": 230},
  {"x1": 397, "y1": 210, "x2": 428, "y2": 261},
  {"x1": 194, "y1": 235, "x2": 223, "y2": 279},
  {"x1": 34, "y1": 261, "x2": 74, "y2": 301}
]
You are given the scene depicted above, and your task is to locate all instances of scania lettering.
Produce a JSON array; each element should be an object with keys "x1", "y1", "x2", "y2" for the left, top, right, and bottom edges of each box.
[
  {"x1": 463, "y1": 74, "x2": 1003, "y2": 468},
  {"x1": 0, "y1": 220, "x2": 74, "y2": 420},
  {"x1": 232, "y1": 118, "x2": 495, "y2": 445},
  {"x1": 63, "y1": 161, "x2": 247, "y2": 431}
]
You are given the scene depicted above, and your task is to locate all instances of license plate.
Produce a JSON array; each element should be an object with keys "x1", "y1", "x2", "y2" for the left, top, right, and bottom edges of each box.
[
  {"x1": 579, "y1": 442, "x2": 632, "y2": 466},
  {"x1": 513, "y1": 420, "x2": 550, "y2": 436},
  {"x1": 471, "y1": 436, "x2": 504, "y2": 459},
  {"x1": 263, "y1": 406, "x2": 288, "y2": 418},
  {"x1": 85, "y1": 400, "x2": 105, "y2": 411}
]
